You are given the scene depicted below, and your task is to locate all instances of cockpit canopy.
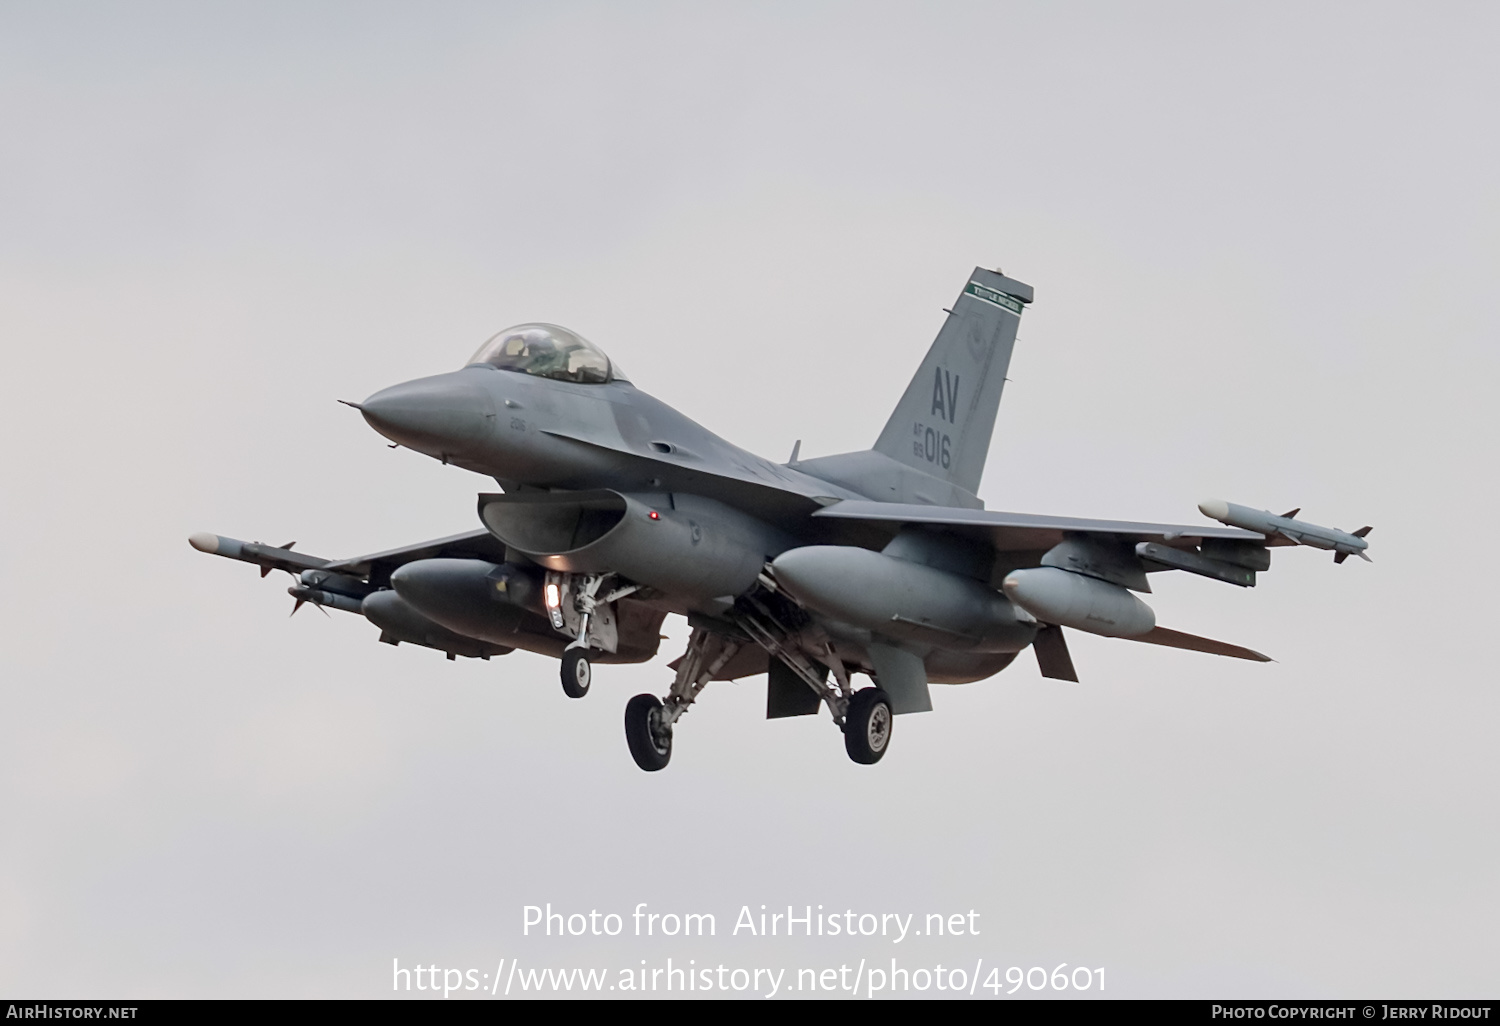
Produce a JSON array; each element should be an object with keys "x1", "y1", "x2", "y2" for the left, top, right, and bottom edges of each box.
[{"x1": 467, "y1": 323, "x2": 626, "y2": 384}]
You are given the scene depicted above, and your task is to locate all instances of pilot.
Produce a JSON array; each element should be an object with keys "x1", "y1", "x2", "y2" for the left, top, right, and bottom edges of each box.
[{"x1": 520, "y1": 335, "x2": 572, "y2": 378}]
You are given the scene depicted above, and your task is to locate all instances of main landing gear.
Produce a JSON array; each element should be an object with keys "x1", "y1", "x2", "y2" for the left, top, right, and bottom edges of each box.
[
  {"x1": 623, "y1": 694, "x2": 672, "y2": 771},
  {"x1": 624, "y1": 581, "x2": 899, "y2": 771},
  {"x1": 624, "y1": 627, "x2": 742, "y2": 772},
  {"x1": 843, "y1": 686, "x2": 893, "y2": 764}
]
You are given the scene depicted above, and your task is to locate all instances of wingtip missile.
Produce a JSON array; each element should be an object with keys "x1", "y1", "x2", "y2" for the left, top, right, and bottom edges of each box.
[
  {"x1": 189, "y1": 532, "x2": 237, "y2": 556},
  {"x1": 188, "y1": 532, "x2": 330, "y2": 574},
  {"x1": 1198, "y1": 500, "x2": 1371, "y2": 563},
  {"x1": 1197, "y1": 499, "x2": 1229, "y2": 522}
]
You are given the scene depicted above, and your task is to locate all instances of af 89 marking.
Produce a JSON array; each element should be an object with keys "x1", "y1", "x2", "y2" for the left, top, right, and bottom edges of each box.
[{"x1": 912, "y1": 422, "x2": 953, "y2": 469}]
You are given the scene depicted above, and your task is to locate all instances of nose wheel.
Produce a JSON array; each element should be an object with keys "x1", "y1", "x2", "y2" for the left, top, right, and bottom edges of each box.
[{"x1": 560, "y1": 649, "x2": 592, "y2": 698}]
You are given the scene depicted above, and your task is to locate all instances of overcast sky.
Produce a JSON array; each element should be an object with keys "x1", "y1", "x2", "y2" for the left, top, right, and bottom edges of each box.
[{"x1": 1, "y1": 1, "x2": 1496, "y2": 999}]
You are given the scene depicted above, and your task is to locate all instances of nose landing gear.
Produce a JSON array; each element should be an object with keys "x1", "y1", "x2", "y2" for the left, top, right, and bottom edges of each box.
[{"x1": 546, "y1": 572, "x2": 642, "y2": 699}]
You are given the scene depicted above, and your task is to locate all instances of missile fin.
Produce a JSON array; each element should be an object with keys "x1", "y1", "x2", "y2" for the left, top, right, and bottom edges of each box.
[
  {"x1": 1334, "y1": 552, "x2": 1348, "y2": 564},
  {"x1": 1280, "y1": 508, "x2": 1301, "y2": 519},
  {"x1": 1352, "y1": 526, "x2": 1373, "y2": 538}
]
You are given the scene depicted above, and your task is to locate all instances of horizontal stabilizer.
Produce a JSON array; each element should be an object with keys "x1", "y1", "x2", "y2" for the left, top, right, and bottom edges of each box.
[{"x1": 1126, "y1": 626, "x2": 1271, "y2": 663}]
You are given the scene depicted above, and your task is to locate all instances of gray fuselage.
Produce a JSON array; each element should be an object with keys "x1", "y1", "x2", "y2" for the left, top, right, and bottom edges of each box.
[{"x1": 358, "y1": 363, "x2": 1029, "y2": 684}]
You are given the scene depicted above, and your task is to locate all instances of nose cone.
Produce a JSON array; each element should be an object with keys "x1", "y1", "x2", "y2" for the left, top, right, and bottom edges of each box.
[
  {"x1": 361, "y1": 371, "x2": 495, "y2": 456},
  {"x1": 770, "y1": 546, "x2": 885, "y2": 621},
  {"x1": 1198, "y1": 499, "x2": 1230, "y2": 522},
  {"x1": 768, "y1": 546, "x2": 840, "y2": 610}
]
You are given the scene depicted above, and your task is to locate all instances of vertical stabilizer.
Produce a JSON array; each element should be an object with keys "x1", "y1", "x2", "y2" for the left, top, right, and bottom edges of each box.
[{"x1": 872, "y1": 267, "x2": 1032, "y2": 495}]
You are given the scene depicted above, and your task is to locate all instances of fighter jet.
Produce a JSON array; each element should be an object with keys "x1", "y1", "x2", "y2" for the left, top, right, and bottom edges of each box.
[{"x1": 190, "y1": 267, "x2": 1371, "y2": 771}]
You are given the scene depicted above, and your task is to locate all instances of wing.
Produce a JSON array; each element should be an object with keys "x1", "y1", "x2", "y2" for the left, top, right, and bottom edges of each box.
[
  {"x1": 812, "y1": 500, "x2": 1263, "y2": 552},
  {"x1": 191, "y1": 528, "x2": 510, "y2": 583},
  {"x1": 813, "y1": 501, "x2": 1275, "y2": 667},
  {"x1": 323, "y1": 529, "x2": 510, "y2": 585}
]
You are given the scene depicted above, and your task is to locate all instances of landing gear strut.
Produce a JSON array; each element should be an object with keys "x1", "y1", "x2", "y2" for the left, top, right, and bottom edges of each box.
[
  {"x1": 548, "y1": 572, "x2": 641, "y2": 699},
  {"x1": 624, "y1": 577, "x2": 904, "y2": 770},
  {"x1": 738, "y1": 574, "x2": 896, "y2": 766},
  {"x1": 624, "y1": 627, "x2": 742, "y2": 772}
]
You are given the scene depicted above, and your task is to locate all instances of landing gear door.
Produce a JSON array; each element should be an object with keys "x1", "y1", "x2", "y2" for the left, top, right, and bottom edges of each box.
[
  {"x1": 766, "y1": 656, "x2": 823, "y2": 719},
  {"x1": 866, "y1": 643, "x2": 933, "y2": 714}
]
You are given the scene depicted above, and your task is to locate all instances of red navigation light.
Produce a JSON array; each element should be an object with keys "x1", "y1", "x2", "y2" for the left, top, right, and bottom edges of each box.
[{"x1": 649, "y1": 510, "x2": 660, "y2": 520}]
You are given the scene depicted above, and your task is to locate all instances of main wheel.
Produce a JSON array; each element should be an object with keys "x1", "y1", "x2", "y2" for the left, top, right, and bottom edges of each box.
[
  {"x1": 624, "y1": 693, "x2": 672, "y2": 772},
  {"x1": 560, "y1": 649, "x2": 591, "y2": 698},
  {"x1": 844, "y1": 687, "x2": 893, "y2": 764}
]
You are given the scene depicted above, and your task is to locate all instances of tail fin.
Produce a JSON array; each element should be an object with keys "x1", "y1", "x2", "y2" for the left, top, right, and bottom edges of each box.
[{"x1": 873, "y1": 267, "x2": 1032, "y2": 495}]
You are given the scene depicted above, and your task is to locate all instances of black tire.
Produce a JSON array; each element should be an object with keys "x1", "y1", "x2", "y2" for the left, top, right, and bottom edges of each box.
[
  {"x1": 844, "y1": 687, "x2": 893, "y2": 765},
  {"x1": 560, "y1": 649, "x2": 591, "y2": 699},
  {"x1": 624, "y1": 693, "x2": 672, "y2": 772}
]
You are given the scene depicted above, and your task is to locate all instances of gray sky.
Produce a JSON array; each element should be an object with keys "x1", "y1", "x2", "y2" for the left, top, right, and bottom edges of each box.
[{"x1": 1, "y1": 1, "x2": 1496, "y2": 998}]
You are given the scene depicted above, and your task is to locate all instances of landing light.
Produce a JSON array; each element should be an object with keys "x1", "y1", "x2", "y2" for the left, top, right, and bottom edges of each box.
[{"x1": 545, "y1": 582, "x2": 561, "y2": 609}]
